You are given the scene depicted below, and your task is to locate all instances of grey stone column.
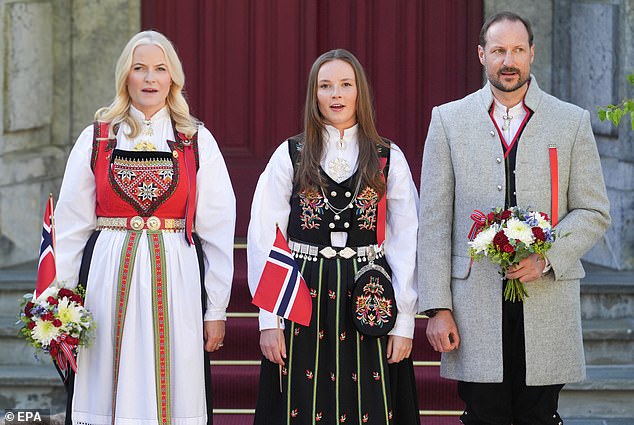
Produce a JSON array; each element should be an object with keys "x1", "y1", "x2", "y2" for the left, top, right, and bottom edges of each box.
[
  {"x1": 552, "y1": 0, "x2": 634, "y2": 270},
  {"x1": 0, "y1": 0, "x2": 140, "y2": 268}
]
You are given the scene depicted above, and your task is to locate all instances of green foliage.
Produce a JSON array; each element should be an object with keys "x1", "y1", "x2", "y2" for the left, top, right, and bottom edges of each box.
[{"x1": 597, "y1": 73, "x2": 634, "y2": 130}]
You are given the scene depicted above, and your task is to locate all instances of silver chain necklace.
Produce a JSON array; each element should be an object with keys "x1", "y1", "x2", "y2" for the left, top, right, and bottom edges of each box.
[{"x1": 320, "y1": 179, "x2": 361, "y2": 221}]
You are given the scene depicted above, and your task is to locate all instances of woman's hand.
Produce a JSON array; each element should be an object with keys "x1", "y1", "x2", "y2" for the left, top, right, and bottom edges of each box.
[
  {"x1": 204, "y1": 320, "x2": 225, "y2": 352},
  {"x1": 387, "y1": 335, "x2": 413, "y2": 364},
  {"x1": 260, "y1": 328, "x2": 286, "y2": 365}
]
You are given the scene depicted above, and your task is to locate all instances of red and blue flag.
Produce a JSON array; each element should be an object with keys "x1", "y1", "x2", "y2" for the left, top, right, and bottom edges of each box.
[
  {"x1": 252, "y1": 227, "x2": 312, "y2": 326},
  {"x1": 35, "y1": 195, "x2": 56, "y2": 298}
]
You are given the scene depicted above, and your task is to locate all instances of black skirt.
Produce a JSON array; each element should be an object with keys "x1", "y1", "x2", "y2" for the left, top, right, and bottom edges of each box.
[{"x1": 254, "y1": 256, "x2": 420, "y2": 425}]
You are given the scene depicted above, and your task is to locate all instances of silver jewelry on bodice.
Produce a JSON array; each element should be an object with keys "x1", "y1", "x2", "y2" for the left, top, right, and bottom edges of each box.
[
  {"x1": 133, "y1": 118, "x2": 158, "y2": 151},
  {"x1": 328, "y1": 137, "x2": 351, "y2": 182}
]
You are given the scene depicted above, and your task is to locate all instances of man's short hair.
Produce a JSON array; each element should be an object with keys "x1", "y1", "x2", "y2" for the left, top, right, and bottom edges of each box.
[{"x1": 479, "y1": 11, "x2": 534, "y2": 47}]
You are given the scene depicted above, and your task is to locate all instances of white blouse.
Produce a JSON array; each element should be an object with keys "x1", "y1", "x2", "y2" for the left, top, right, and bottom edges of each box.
[
  {"x1": 247, "y1": 124, "x2": 419, "y2": 338},
  {"x1": 54, "y1": 106, "x2": 236, "y2": 321}
]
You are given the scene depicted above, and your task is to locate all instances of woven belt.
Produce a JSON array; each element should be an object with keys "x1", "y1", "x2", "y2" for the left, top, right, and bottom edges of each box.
[
  {"x1": 96, "y1": 216, "x2": 186, "y2": 232},
  {"x1": 288, "y1": 239, "x2": 384, "y2": 263}
]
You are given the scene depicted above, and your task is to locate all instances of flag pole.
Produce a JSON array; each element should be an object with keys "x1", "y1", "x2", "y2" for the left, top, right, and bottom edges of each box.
[
  {"x1": 48, "y1": 194, "x2": 56, "y2": 255},
  {"x1": 277, "y1": 316, "x2": 283, "y2": 393}
]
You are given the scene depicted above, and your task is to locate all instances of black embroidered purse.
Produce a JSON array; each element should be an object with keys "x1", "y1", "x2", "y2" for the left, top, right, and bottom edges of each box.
[{"x1": 352, "y1": 260, "x2": 397, "y2": 337}]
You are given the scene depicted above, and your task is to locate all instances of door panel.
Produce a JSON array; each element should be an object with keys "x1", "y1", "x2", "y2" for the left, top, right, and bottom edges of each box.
[{"x1": 142, "y1": 0, "x2": 483, "y2": 236}]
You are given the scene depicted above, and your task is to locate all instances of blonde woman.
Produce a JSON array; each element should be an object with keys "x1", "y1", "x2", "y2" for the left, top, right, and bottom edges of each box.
[{"x1": 55, "y1": 30, "x2": 235, "y2": 425}]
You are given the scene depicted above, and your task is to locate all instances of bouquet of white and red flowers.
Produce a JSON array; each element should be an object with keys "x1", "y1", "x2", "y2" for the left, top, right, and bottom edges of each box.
[
  {"x1": 468, "y1": 206, "x2": 559, "y2": 302},
  {"x1": 18, "y1": 285, "x2": 94, "y2": 376}
]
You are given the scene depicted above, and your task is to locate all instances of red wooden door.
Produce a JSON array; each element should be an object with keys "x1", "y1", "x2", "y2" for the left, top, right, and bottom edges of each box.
[{"x1": 142, "y1": 0, "x2": 483, "y2": 237}]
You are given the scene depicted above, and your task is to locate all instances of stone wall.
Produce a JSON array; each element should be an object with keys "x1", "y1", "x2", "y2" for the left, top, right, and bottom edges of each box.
[{"x1": 0, "y1": 0, "x2": 140, "y2": 268}]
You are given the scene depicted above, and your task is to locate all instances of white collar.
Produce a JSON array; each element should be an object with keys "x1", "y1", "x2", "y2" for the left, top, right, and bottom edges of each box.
[
  {"x1": 492, "y1": 97, "x2": 524, "y2": 116},
  {"x1": 324, "y1": 124, "x2": 358, "y2": 142},
  {"x1": 129, "y1": 105, "x2": 170, "y2": 124}
]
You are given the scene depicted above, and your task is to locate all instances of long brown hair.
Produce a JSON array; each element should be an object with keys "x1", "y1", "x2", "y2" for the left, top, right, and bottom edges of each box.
[{"x1": 296, "y1": 49, "x2": 388, "y2": 195}]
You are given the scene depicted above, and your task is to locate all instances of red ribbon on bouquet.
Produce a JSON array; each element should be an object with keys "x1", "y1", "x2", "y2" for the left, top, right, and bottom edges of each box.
[
  {"x1": 52, "y1": 338, "x2": 78, "y2": 374},
  {"x1": 468, "y1": 210, "x2": 487, "y2": 240}
]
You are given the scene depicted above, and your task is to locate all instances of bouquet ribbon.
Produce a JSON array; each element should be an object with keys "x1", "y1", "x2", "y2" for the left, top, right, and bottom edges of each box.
[
  {"x1": 468, "y1": 210, "x2": 487, "y2": 240},
  {"x1": 54, "y1": 339, "x2": 78, "y2": 374}
]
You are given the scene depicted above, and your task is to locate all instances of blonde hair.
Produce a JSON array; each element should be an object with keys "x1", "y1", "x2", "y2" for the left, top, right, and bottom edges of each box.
[{"x1": 95, "y1": 30, "x2": 199, "y2": 138}]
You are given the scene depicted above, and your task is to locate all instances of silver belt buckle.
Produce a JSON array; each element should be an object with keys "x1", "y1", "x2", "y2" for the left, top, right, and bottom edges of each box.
[
  {"x1": 338, "y1": 247, "x2": 356, "y2": 259},
  {"x1": 319, "y1": 247, "x2": 337, "y2": 259}
]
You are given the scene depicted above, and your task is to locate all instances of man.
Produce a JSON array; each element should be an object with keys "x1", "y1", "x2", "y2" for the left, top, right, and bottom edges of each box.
[{"x1": 417, "y1": 11, "x2": 611, "y2": 425}]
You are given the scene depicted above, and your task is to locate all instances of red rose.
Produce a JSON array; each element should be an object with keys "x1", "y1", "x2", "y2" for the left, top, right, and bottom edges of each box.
[
  {"x1": 53, "y1": 319, "x2": 62, "y2": 327},
  {"x1": 47, "y1": 296, "x2": 58, "y2": 306},
  {"x1": 501, "y1": 209, "x2": 512, "y2": 220},
  {"x1": 28, "y1": 321, "x2": 36, "y2": 330},
  {"x1": 58, "y1": 288, "x2": 75, "y2": 299},
  {"x1": 493, "y1": 231, "x2": 509, "y2": 249},
  {"x1": 41, "y1": 312, "x2": 54, "y2": 322},
  {"x1": 532, "y1": 227, "x2": 546, "y2": 242},
  {"x1": 24, "y1": 302, "x2": 34, "y2": 317},
  {"x1": 503, "y1": 244, "x2": 515, "y2": 253},
  {"x1": 487, "y1": 212, "x2": 495, "y2": 223},
  {"x1": 71, "y1": 295, "x2": 83, "y2": 305}
]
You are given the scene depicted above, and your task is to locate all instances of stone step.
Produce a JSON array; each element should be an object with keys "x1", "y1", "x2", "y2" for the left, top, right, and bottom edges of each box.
[
  {"x1": 559, "y1": 365, "x2": 634, "y2": 418},
  {"x1": 0, "y1": 263, "x2": 37, "y2": 315},
  {"x1": 0, "y1": 364, "x2": 66, "y2": 411},
  {"x1": 583, "y1": 318, "x2": 634, "y2": 365},
  {"x1": 580, "y1": 263, "x2": 634, "y2": 320}
]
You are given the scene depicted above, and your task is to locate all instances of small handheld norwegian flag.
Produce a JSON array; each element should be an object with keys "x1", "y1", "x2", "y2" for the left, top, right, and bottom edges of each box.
[
  {"x1": 35, "y1": 194, "x2": 56, "y2": 299},
  {"x1": 252, "y1": 226, "x2": 312, "y2": 327}
]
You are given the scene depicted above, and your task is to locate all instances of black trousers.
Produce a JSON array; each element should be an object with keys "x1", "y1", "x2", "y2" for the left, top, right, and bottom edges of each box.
[{"x1": 457, "y1": 296, "x2": 564, "y2": 425}]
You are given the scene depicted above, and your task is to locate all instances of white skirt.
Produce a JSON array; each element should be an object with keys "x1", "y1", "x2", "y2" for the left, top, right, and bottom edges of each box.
[{"x1": 72, "y1": 229, "x2": 207, "y2": 425}]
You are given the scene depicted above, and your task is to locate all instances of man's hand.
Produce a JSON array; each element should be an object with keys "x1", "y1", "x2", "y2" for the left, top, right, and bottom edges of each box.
[
  {"x1": 260, "y1": 328, "x2": 286, "y2": 365},
  {"x1": 426, "y1": 310, "x2": 460, "y2": 352},
  {"x1": 204, "y1": 320, "x2": 225, "y2": 352},
  {"x1": 387, "y1": 335, "x2": 413, "y2": 364},
  {"x1": 506, "y1": 253, "x2": 545, "y2": 283}
]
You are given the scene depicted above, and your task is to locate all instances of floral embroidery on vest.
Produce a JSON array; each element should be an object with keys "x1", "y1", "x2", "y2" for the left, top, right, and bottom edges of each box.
[
  {"x1": 355, "y1": 187, "x2": 378, "y2": 230},
  {"x1": 299, "y1": 189, "x2": 324, "y2": 229}
]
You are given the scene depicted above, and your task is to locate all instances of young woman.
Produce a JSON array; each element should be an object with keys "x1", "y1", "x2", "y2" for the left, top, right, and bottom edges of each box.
[
  {"x1": 248, "y1": 49, "x2": 420, "y2": 425},
  {"x1": 55, "y1": 30, "x2": 236, "y2": 425}
]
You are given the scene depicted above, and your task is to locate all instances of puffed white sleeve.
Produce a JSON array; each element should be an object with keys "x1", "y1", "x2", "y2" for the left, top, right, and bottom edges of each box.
[
  {"x1": 247, "y1": 141, "x2": 294, "y2": 330},
  {"x1": 385, "y1": 143, "x2": 419, "y2": 339},
  {"x1": 195, "y1": 127, "x2": 237, "y2": 321},
  {"x1": 55, "y1": 125, "x2": 97, "y2": 288}
]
